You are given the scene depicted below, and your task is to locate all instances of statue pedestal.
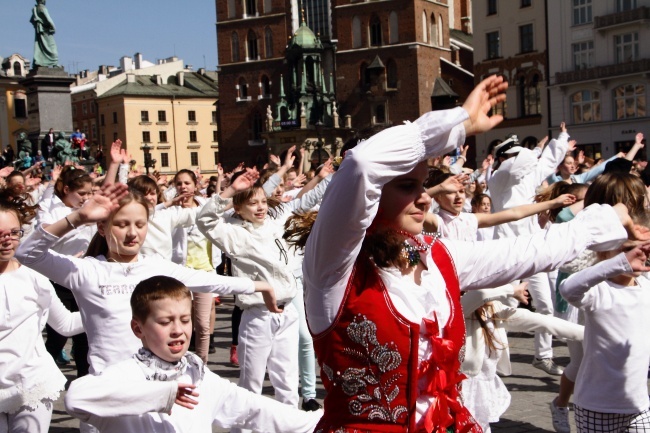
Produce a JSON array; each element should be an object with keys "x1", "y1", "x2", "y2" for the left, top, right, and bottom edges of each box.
[{"x1": 20, "y1": 66, "x2": 75, "y2": 144}]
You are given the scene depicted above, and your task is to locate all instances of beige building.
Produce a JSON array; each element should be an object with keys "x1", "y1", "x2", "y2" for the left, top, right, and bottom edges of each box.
[
  {"x1": 472, "y1": 0, "x2": 549, "y2": 163},
  {"x1": 97, "y1": 71, "x2": 219, "y2": 174},
  {"x1": 547, "y1": 0, "x2": 650, "y2": 159},
  {"x1": 0, "y1": 54, "x2": 30, "y2": 153}
]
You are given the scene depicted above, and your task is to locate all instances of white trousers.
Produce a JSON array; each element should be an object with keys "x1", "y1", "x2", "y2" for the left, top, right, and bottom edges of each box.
[
  {"x1": 232, "y1": 302, "x2": 300, "y2": 433},
  {"x1": 0, "y1": 402, "x2": 53, "y2": 433},
  {"x1": 524, "y1": 272, "x2": 554, "y2": 359},
  {"x1": 291, "y1": 281, "x2": 317, "y2": 400}
]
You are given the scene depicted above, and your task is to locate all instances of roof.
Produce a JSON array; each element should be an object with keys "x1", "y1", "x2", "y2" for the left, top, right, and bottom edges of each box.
[
  {"x1": 367, "y1": 55, "x2": 385, "y2": 70},
  {"x1": 289, "y1": 20, "x2": 323, "y2": 50},
  {"x1": 99, "y1": 72, "x2": 218, "y2": 99},
  {"x1": 450, "y1": 29, "x2": 473, "y2": 49},
  {"x1": 431, "y1": 77, "x2": 458, "y2": 98}
]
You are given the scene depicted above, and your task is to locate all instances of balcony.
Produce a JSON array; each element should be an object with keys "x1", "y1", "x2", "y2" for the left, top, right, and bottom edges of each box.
[
  {"x1": 594, "y1": 7, "x2": 649, "y2": 30},
  {"x1": 555, "y1": 58, "x2": 650, "y2": 85}
]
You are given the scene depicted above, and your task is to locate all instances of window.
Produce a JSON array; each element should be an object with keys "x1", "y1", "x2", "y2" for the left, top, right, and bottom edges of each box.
[
  {"x1": 214, "y1": 151, "x2": 219, "y2": 165},
  {"x1": 488, "y1": 0, "x2": 497, "y2": 15},
  {"x1": 189, "y1": 131, "x2": 197, "y2": 142},
  {"x1": 232, "y1": 32, "x2": 240, "y2": 62},
  {"x1": 112, "y1": 112, "x2": 118, "y2": 124},
  {"x1": 615, "y1": 33, "x2": 639, "y2": 63},
  {"x1": 238, "y1": 78, "x2": 249, "y2": 99},
  {"x1": 100, "y1": 114, "x2": 105, "y2": 126},
  {"x1": 250, "y1": 111, "x2": 263, "y2": 140},
  {"x1": 430, "y1": 14, "x2": 437, "y2": 46},
  {"x1": 82, "y1": 103, "x2": 88, "y2": 115},
  {"x1": 160, "y1": 152, "x2": 169, "y2": 168},
  {"x1": 263, "y1": 0, "x2": 271, "y2": 13},
  {"x1": 101, "y1": 134, "x2": 106, "y2": 146},
  {"x1": 520, "y1": 74, "x2": 541, "y2": 116},
  {"x1": 91, "y1": 123, "x2": 97, "y2": 139},
  {"x1": 141, "y1": 110, "x2": 149, "y2": 122},
  {"x1": 264, "y1": 27, "x2": 273, "y2": 58},
  {"x1": 571, "y1": 90, "x2": 601, "y2": 123},
  {"x1": 438, "y1": 14, "x2": 444, "y2": 47},
  {"x1": 142, "y1": 131, "x2": 151, "y2": 143},
  {"x1": 188, "y1": 111, "x2": 196, "y2": 122},
  {"x1": 618, "y1": 0, "x2": 637, "y2": 11},
  {"x1": 521, "y1": 0, "x2": 531, "y2": 7},
  {"x1": 386, "y1": 59, "x2": 398, "y2": 89},
  {"x1": 90, "y1": 103, "x2": 95, "y2": 114},
  {"x1": 213, "y1": 131, "x2": 219, "y2": 142},
  {"x1": 113, "y1": 132, "x2": 118, "y2": 141},
  {"x1": 211, "y1": 110, "x2": 218, "y2": 123},
  {"x1": 572, "y1": 41, "x2": 594, "y2": 70},
  {"x1": 190, "y1": 152, "x2": 199, "y2": 166},
  {"x1": 13, "y1": 61, "x2": 21, "y2": 76},
  {"x1": 14, "y1": 98, "x2": 26, "y2": 118},
  {"x1": 491, "y1": 99, "x2": 507, "y2": 117},
  {"x1": 422, "y1": 12, "x2": 428, "y2": 43},
  {"x1": 486, "y1": 31, "x2": 500, "y2": 59},
  {"x1": 389, "y1": 11, "x2": 398, "y2": 44},
  {"x1": 373, "y1": 104, "x2": 387, "y2": 124},
  {"x1": 247, "y1": 29, "x2": 258, "y2": 60},
  {"x1": 228, "y1": 0, "x2": 236, "y2": 18},
  {"x1": 159, "y1": 131, "x2": 168, "y2": 142},
  {"x1": 244, "y1": 0, "x2": 257, "y2": 16},
  {"x1": 352, "y1": 16, "x2": 362, "y2": 48},
  {"x1": 261, "y1": 75, "x2": 271, "y2": 98},
  {"x1": 573, "y1": 0, "x2": 592, "y2": 25},
  {"x1": 369, "y1": 15, "x2": 382, "y2": 47},
  {"x1": 614, "y1": 84, "x2": 646, "y2": 119},
  {"x1": 158, "y1": 110, "x2": 166, "y2": 122},
  {"x1": 519, "y1": 24, "x2": 533, "y2": 53},
  {"x1": 72, "y1": 105, "x2": 77, "y2": 117}
]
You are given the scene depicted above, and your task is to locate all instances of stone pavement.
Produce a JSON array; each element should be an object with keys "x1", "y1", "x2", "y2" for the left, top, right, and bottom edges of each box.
[{"x1": 47, "y1": 298, "x2": 637, "y2": 432}]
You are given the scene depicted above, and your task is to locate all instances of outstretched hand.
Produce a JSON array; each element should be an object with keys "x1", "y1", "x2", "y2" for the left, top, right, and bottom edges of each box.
[
  {"x1": 551, "y1": 194, "x2": 577, "y2": 208},
  {"x1": 174, "y1": 383, "x2": 199, "y2": 411},
  {"x1": 436, "y1": 174, "x2": 468, "y2": 194},
  {"x1": 624, "y1": 242, "x2": 650, "y2": 273},
  {"x1": 230, "y1": 167, "x2": 259, "y2": 192},
  {"x1": 77, "y1": 183, "x2": 129, "y2": 224},
  {"x1": 462, "y1": 75, "x2": 508, "y2": 137}
]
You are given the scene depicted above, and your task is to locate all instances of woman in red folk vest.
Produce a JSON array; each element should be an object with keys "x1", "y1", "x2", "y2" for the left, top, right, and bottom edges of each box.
[{"x1": 301, "y1": 76, "x2": 643, "y2": 433}]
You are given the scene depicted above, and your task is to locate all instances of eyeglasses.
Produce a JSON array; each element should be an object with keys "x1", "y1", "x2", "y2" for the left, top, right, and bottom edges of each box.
[{"x1": 0, "y1": 229, "x2": 24, "y2": 241}]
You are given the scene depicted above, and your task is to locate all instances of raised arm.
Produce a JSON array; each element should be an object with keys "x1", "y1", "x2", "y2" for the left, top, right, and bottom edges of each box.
[{"x1": 475, "y1": 193, "x2": 576, "y2": 228}]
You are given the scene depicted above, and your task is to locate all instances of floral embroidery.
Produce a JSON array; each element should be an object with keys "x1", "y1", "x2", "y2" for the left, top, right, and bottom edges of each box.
[{"x1": 326, "y1": 314, "x2": 408, "y2": 423}]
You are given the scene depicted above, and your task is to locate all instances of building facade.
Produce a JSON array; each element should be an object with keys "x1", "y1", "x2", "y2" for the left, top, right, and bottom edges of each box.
[
  {"x1": 547, "y1": 0, "x2": 649, "y2": 159},
  {"x1": 215, "y1": 0, "x2": 474, "y2": 168},
  {"x1": 0, "y1": 54, "x2": 30, "y2": 152},
  {"x1": 472, "y1": 0, "x2": 548, "y2": 164}
]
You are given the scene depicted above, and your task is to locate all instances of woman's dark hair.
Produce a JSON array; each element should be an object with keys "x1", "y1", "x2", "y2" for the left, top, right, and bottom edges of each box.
[
  {"x1": 128, "y1": 175, "x2": 164, "y2": 205},
  {"x1": 470, "y1": 193, "x2": 491, "y2": 211},
  {"x1": 584, "y1": 172, "x2": 646, "y2": 221},
  {"x1": 84, "y1": 190, "x2": 150, "y2": 258},
  {"x1": 55, "y1": 166, "x2": 92, "y2": 200},
  {"x1": 284, "y1": 211, "x2": 318, "y2": 251},
  {"x1": 535, "y1": 181, "x2": 587, "y2": 223},
  {"x1": 173, "y1": 169, "x2": 200, "y2": 196}
]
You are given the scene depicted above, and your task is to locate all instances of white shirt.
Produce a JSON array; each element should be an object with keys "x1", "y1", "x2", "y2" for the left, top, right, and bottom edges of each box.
[
  {"x1": 0, "y1": 265, "x2": 83, "y2": 413},
  {"x1": 560, "y1": 253, "x2": 650, "y2": 413},
  {"x1": 37, "y1": 193, "x2": 96, "y2": 257},
  {"x1": 141, "y1": 205, "x2": 198, "y2": 261},
  {"x1": 16, "y1": 225, "x2": 255, "y2": 374}
]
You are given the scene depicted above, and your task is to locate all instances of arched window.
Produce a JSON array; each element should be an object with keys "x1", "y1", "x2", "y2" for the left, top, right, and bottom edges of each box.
[
  {"x1": 386, "y1": 59, "x2": 398, "y2": 89},
  {"x1": 520, "y1": 73, "x2": 541, "y2": 116},
  {"x1": 438, "y1": 14, "x2": 444, "y2": 46},
  {"x1": 389, "y1": 11, "x2": 398, "y2": 44},
  {"x1": 238, "y1": 77, "x2": 249, "y2": 99},
  {"x1": 13, "y1": 62, "x2": 21, "y2": 76},
  {"x1": 305, "y1": 57, "x2": 315, "y2": 86},
  {"x1": 613, "y1": 83, "x2": 646, "y2": 119},
  {"x1": 244, "y1": 0, "x2": 257, "y2": 16},
  {"x1": 369, "y1": 14, "x2": 382, "y2": 47},
  {"x1": 247, "y1": 29, "x2": 258, "y2": 60},
  {"x1": 430, "y1": 14, "x2": 437, "y2": 47},
  {"x1": 571, "y1": 89, "x2": 601, "y2": 123},
  {"x1": 360, "y1": 62, "x2": 369, "y2": 89},
  {"x1": 263, "y1": 0, "x2": 272, "y2": 13},
  {"x1": 261, "y1": 75, "x2": 271, "y2": 98},
  {"x1": 250, "y1": 111, "x2": 263, "y2": 140},
  {"x1": 352, "y1": 16, "x2": 362, "y2": 48},
  {"x1": 264, "y1": 27, "x2": 273, "y2": 58},
  {"x1": 422, "y1": 12, "x2": 428, "y2": 43},
  {"x1": 228, "y1": 0, "x2": 236, "y2": 18},
  {"x1": 231, "y1": 32, "x2": 240, "y2": 62}
]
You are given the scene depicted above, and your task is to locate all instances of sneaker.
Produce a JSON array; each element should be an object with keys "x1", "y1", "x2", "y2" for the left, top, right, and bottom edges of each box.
[
  {"x1": 301, "y1": 398, "x2": 322, "y2": 412},
  {"x1": 56, "y1": 349, "x2": 70, "y2": 366},
  {"x1": 533, "y1": 357, "x2": 564, "y2": 376},
  {"x1": 550, "y1": 398, "x2": 570, "y2": 433},
  {"x1": 229, "y1": 345, "x2": 239, "y2": 367},
  {"x1": 214, "y1": 296, "x2": 221, "y2": 306}
]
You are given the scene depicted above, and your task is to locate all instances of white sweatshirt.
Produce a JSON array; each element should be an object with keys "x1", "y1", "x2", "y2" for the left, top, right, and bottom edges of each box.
[
  {"x1": 15, "y1": 225, "x2": 255, "y2": 374},
  {"x1": 560, "y1": 253, "x2": 650, "y2": 414},
  {"x1": 0, "y1": 265, "x2": 83, "y2": 413},
  {"x1": 140, "y1": 205, "x2": 197, "y2": 261},
  {"x1": 65, "y1": 356, "x2": 322, "y2": 433}
]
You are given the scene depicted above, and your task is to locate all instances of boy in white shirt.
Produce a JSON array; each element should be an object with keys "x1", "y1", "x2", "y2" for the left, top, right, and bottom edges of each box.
[{"x1": 64, "y1": 276, "x2": 322, "y2": 433}]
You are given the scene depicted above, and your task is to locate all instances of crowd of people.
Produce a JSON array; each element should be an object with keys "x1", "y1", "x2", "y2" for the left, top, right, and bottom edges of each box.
[{"x1": 1, "y1": 76, "x2": 649, "y2": 433}]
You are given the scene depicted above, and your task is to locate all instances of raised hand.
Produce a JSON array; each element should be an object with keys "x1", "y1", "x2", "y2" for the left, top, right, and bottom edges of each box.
[
  {"x1": 577, "y1": 150, "x2": 585, "y2": 165},
  {"x1": 318, "y1": 160, "x2": 334, "y2": 179},
  {"x1": 230, "y1": 167, "x2": 259, "y2": 192},
  {"x1": 551, "y1": 194, "x2": 577, "y2": 208},
  {"x1": 537, "y1": 136, "x2": 549, "y2": 149},
  {"x1": 50, "y1": 164, "x2": 63, "y2": 182},
  {"x1": 292, "y1": 173, "x2": 307, "y2": 186},
  {"x1": 462, "y1": 75, "x2": 508, "y2": 137},
  {"x1": 283, "y1": 145, "x2": 297, "y2": 168},
  {"x1": 567, "y1": 140, "x2": 577, "y2": 153},
  {"x1": 0, "y1": 166, "x2": 14, "y2": 178},
  {"x1": 560, "y1": 121, "x2": 567, "y2": 134},
  {"x1": 269, "y1": 154, "x2": 281, "y2": 166},
  {"x1": 77, "y1": 183, "x2": 129, "y2": 224},
  {"x1": 109, "y1": 140, "x2": 124, "y2": 164},
  {"x1": 437, "y1": 174, "x2": 468, "y2": 194},
  {"x1": 635, "y1": 132, "x2": 645, "y2": 147}
]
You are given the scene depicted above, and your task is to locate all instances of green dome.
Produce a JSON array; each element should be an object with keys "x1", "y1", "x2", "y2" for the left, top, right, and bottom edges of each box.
[{"x1": 290, "y1": 22, "x2": 322, "y2": 49}]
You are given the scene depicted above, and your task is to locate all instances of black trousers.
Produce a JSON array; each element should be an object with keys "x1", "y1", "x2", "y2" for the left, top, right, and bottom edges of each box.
[{"x1": 45, "y1": 282, "x2": 89, "y2": 377}]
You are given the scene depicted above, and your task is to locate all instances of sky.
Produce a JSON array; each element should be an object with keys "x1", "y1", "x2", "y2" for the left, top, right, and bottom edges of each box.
[{"x1": 1, "y1": 0, "x2": 219, "y2": 74}]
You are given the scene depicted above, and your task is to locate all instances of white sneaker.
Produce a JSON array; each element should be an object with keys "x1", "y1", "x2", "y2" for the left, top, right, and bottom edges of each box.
[
  {"x1": 532, "y1": 357, "x2": 564, "y2": 376},
  {"x1": 550, "y1": 398, "x2": 570, "y2": 433}
]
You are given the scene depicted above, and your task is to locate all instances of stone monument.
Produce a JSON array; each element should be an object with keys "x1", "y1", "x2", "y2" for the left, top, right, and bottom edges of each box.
[{"x1": 21, "y1": 0, "x2": 74, "y2": 150}]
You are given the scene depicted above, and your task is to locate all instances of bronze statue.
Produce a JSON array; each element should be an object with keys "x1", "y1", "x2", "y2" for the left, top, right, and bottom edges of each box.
[
  {"x1": 30, "y1": 0, "x2": 58, "y2": 68},
  {"x1": 54, "y1": 131, "x2": 79, "y2": 164},
  {"x1": 17, "y1": 133, "x2": 33, "y2": 168}
]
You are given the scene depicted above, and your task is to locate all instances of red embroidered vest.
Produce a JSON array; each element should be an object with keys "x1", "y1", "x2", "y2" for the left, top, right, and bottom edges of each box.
[{"x1": 311, "y1": 240, "x2": 481, "y2": 433}]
